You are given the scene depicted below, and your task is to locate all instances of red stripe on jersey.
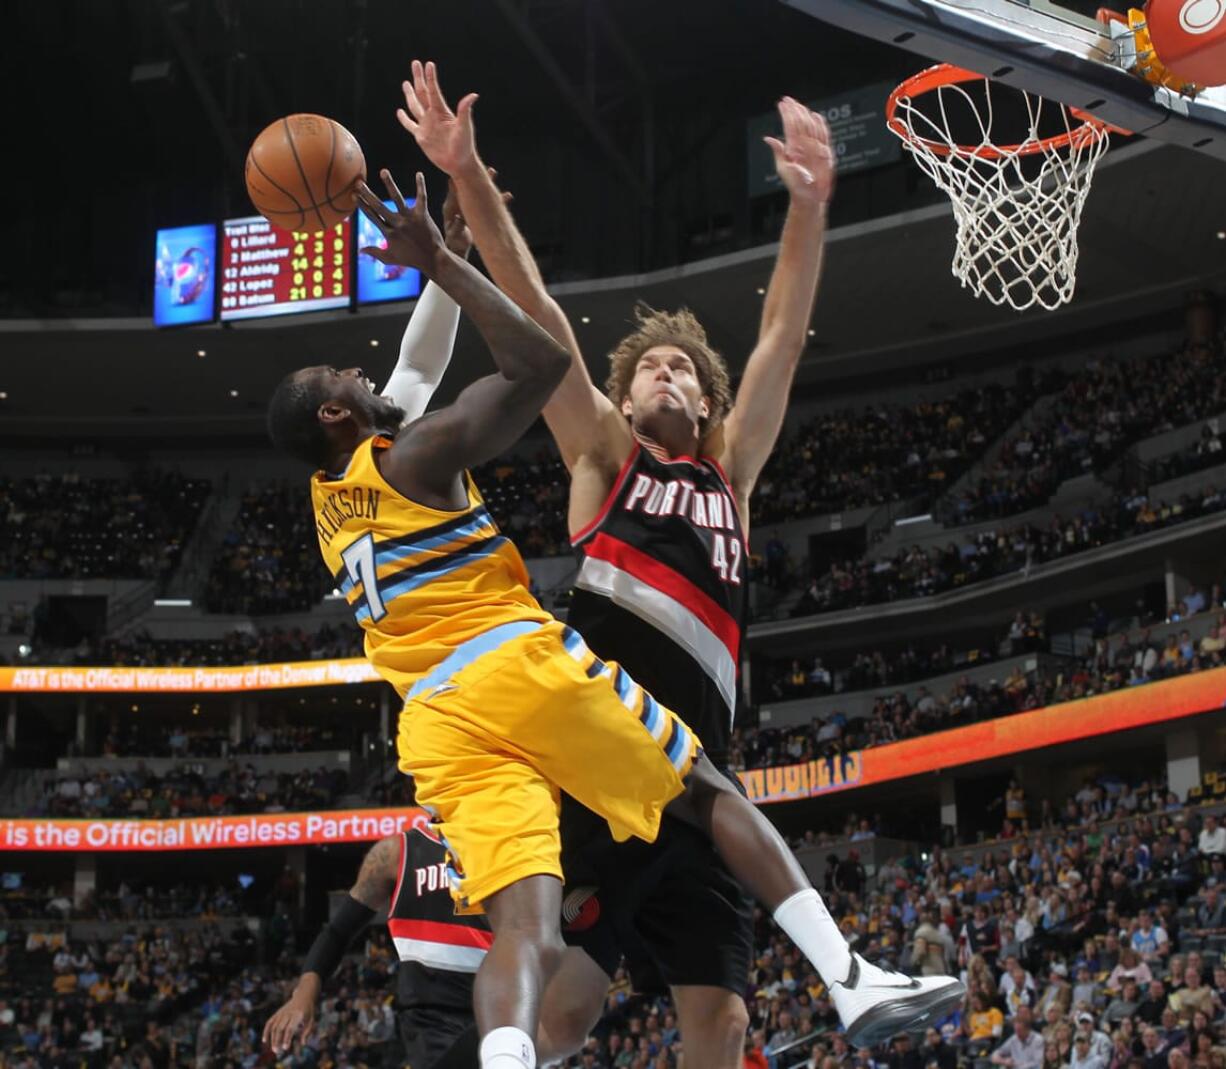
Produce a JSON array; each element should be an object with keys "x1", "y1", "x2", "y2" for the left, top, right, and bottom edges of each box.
[
  {"x1": 388, "y1": 917, "x2": 495, "y2": 950},
  {"x1": 584, "y1": 532, "x2": 741, "y2": 659},
  {"x1": 570, "y1": 445, "x2": 642, "y2": 546},
  {"x1": 389, "y1": 833, "x2": 409, "y2": 916}
]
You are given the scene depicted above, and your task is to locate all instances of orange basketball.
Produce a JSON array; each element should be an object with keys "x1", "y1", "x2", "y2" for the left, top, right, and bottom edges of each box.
[{"x1": 244, "y1": 114, "x2": 366, "y2": 233}]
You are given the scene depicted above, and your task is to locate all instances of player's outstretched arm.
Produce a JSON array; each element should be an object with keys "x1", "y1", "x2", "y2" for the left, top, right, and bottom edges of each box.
[
  {"x1": 397, "y1": 59, "x2": 629, "y2": 475},
  {"x1": 262, "y1": 835, "x2": 401, "y2": 1055},
  {"x1": 716, "y1": 98, "x2": 835, "y2": 504},
  {"x1": 356, "y1": 169, "x2": 569, "y2": 502},
  {"x1": 380, "y1": 177, "x2": 513, "y2": 422}
]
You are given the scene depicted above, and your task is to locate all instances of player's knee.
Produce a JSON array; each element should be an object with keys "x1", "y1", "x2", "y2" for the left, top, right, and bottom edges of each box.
[
  {"x1": 717, "y1": 996, "x2": 751, "y2": 1041},
  {"x1": 682, "y1": 996, "x2": 750, "y2": 1066},
  {"x1": 539, "y1": 988, "x2": 601, "y2": 1059},
  {"x1": 672, "y1": 753, "x2": 736, "y2": 829}
]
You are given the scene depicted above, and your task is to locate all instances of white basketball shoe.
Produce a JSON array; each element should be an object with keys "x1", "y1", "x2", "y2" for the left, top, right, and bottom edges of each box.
[{"x1": 830, "y1": 953, "x2": 965, "y2": 1048}]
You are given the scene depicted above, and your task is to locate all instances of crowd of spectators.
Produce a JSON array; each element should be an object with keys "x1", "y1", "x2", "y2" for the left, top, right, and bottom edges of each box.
[
  {"x1": 943, "y1": 343, "x2": 1225, "y2": 526},
  {"x1": 1150, "y1": 425, "x2": 1226, "y2": 488},
  {"x1": 734, "y1": 609, "x2": 1225, "y2": 773},
  {"x1": 89, "y1": 718, "x2": 359, "y2": 761},
  {"x1": 0, "y1": 919, "x2": 259, "y2": 1068},
  {"x1": 752, "y1": 378, "x2": 1057, "y2": 526},
  {"x1": 29, "y1": 763, "x2": 348, "y2": 821},
  {"x1": 756, "y1": 610, "x2": 1045, "y2": 704},
  {"x1": 559, "y1": 773, "x2": 1226, "y2": 1068},
  {"x1": 791, "y1": 487, "x2": 1226, "y2": 618},
  {"x1": 1, "y1": 879, "x2": 247, "y2": 924},
  {"x1": 2, "y1": 767, "x2": 1223, "y2": 1068},
  {"x1": 473, "y1": 449, "x2": 571, "y2": 559},
  {"x1": 0, "y1": 472, "x2": 211, "y2": 582},
  {"x1": 204, "y1": 485, "x2": 334, "y2": 617},
  {"x1": 38, "y1": 623, "x2": 363, "y2": 669}
]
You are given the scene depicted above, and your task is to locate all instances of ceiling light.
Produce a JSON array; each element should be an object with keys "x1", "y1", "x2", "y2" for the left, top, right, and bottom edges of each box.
[
  {"x1": 196, "y1": 349, "x2": 206, "y2": 358},
  {"x1": 580, "y1": 316, "x2": 591, "y2": 324},
  {"x1": 229, "y1": 389, "x2": 239, "y2": 397},
  {"x1": 0, "y1": 392, "x2": 7, "y2": 400},
  {"x1": 756, "y1": 287, "x2": 766, "y2": 295},
  {"x1": 1217, "y1": 230, "x2": 1226, "y2": 240},
  {"x1": 369, "y1": 339, "x2": 380, "y2": 347},
  {"x1": 807, "y1": 329, "x2": 816, "y2": 337}
]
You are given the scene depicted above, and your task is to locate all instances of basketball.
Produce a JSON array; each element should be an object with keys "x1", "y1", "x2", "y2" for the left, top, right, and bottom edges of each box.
[{"x1": 244, "y1": 114, "x2": 366, "y2": 233}]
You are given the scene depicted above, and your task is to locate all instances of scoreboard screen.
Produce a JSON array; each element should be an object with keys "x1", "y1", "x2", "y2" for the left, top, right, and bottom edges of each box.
[
  {"x1": 356, "y1": 199, "x2": 422, "y2": 305},
  {"x1": 219, "y1": 216, "x2": 352, "y2": 321},
  {"x1": 153, "y1": 223, "x2": 216, "y2": 327}
]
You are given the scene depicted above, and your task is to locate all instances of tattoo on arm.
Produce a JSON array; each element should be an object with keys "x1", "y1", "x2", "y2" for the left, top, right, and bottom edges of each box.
[{"x1": 350, "y1": 836, "x2": 400, "y2": 909}]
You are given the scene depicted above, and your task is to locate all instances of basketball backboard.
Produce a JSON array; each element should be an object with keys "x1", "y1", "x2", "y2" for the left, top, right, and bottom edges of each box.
[{"x1": 780, "y1": 0, "x2": 1226, "y2": 160}]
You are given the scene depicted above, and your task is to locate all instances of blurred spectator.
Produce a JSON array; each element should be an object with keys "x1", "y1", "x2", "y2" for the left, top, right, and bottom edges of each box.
[
  {"x1": 204, "y1": 484, "x2": 333, "y2": 615},
  {"x1": 0, "y1": 471, "x2": 210, "y2": 582},
  {"x1": 29, "y1": 762, "x2": 347, "y2": 820},
  {"x1": 945, "y1": 344, "x2": 1225, "y2": 526},
  {"x1": 754, "y1": 380, "x2": 1054, "y2": 525},
  {"x1": 30, "y1": 622, "x2": 363, "y2": 669}
]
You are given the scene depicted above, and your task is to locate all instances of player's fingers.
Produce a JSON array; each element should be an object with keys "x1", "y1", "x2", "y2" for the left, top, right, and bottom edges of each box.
[
  {"x1": 402, "y1": 79, "x2": 426, "y2": 119},
  {"x1": 355, "y1": 184, "x2": 392, "y2": 230},
  {"x1": 381, "y1": 168, "x2": 409, "y2": 213},
  {"x1": 456, "y1": 92, "x2": 478, "y2": 127},
  {"x1": 781, "y1": 97, "x2": 803, "y2": 144},
  {"x1": 501, "y1": 190, "x2": 514, "y2": 204},
  {"x1": 811, "y1": 109, "x2": 830, "y2": 144},
  {"x1": 763, "y1": 136, "x2": 787, "y2": 168},
  {"x1": 411, "y1": 59, "x2": 427, "y2": 102},
  {"x1": 395, "y1": 108, "x2": 420, "y2": 137},
  {"x1": 361, "y1": 246, "x2": 391, "y2": 264},
  {"x1": 425, "y1": 61, "x2": 452, "y2": 115},
  {"x1": 414, "y1": 171, "x2": 428, "y2": 213},
  {"x1": 776, "y1": 97, "x2": 794, "y2": 143},
  {"x1": 486, "y1": 166, "x2": 498, "y2": 181}
]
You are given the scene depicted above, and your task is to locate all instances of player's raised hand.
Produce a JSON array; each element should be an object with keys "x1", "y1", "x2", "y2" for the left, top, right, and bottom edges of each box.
[
  {"x1": 397, "y1": 59, "x2": 480, "y2": 179},
  {"x1": 357, "y1": 170, "x2": 448, "y2": 275},
  {"x1": 764, "y1": 97, "x2": 836, "y2": 206}
]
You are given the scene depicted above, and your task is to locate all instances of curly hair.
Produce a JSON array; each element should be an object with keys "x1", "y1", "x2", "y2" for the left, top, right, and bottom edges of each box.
[{"x1": 605, "y1": 303, "x2": 733, "y2": 434}]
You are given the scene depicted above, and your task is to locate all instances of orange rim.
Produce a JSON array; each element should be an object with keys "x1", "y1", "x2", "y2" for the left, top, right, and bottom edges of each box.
[{"x1": 885, "y1": 63, "x2": 1121, "y2": 160}]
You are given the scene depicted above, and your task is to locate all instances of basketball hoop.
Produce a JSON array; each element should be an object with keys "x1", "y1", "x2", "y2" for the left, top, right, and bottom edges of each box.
[{"x1": 885, "y1": 64, "x2": 1122, "y2": 312}]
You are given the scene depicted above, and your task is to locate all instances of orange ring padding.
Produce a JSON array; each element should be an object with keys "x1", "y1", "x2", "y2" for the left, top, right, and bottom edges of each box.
[{"x1": 885, "y1": 63, "x2": 1127, "y2": 159}]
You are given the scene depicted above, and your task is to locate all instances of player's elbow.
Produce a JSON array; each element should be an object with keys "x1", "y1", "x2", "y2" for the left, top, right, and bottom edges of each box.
[{"x1": 533, "y1": 339, "x2": 571, "y2": 390}]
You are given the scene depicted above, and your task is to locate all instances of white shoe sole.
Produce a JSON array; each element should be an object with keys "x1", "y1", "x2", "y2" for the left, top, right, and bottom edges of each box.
[{"x1": 843, "y1": 979, "x2": 966, "y2": 1049}]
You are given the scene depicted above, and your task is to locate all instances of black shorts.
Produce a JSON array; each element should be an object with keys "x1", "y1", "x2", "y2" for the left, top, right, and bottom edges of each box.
[
  {"x1": 397, "y1": 1007, "x2": 478, "y2": 1069},
  {"x1": 560, "y1": 794, "x2": 754, "y2": 996}
]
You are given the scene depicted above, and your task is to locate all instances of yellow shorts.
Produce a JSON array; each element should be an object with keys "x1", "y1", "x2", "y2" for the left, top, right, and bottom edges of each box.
[{"x1": 397, "y1": 619, "x2": 701, "y2": 912}]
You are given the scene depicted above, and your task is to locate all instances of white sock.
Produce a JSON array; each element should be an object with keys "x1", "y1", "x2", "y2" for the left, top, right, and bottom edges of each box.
[
  {"x1": 773, "y1": 888, "x2": 853, "y2": 988},
  {"x1": 480, "y1": 1026, "x2": 536, "y2": 1069}
]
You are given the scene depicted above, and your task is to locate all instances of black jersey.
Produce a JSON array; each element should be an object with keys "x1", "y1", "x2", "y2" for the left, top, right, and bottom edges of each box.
[
  {"x1": 387, "y1": 827, "x2": 490, "y2": 1012},
  {"x1": 568, "y1": 444, "x2": 747, "y2": 763}
]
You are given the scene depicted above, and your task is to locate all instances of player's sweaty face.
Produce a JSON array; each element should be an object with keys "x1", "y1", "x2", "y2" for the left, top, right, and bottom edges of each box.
[{"x1": 629, "y1": 346, "x2": 704, "y2": 424}]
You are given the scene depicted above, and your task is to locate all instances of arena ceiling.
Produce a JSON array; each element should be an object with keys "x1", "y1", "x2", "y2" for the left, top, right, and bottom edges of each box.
[{"x1": 2, "y1": 1, "x2": 1224, "y2": 438}]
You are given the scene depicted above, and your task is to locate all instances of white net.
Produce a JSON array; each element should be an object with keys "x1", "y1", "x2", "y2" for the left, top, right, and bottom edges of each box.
[{"x1": 887, "y1": 71, "x2": 1111, "y2": 312}]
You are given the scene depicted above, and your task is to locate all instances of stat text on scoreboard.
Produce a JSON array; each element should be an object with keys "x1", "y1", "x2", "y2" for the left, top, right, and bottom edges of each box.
[{"x1": 219, "y1": 215, "x2": 352, "y2": 321}]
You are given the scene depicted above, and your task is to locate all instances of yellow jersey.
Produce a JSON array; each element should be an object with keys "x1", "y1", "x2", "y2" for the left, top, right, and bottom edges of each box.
[{"x1": 311, "y1": 435, "x2": 551, "y2": 697}]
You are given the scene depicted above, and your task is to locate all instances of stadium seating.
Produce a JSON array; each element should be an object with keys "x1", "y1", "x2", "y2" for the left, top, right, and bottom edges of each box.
[{"x1": 0, "y1": 473, "x2": 211, "y2": 582}]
